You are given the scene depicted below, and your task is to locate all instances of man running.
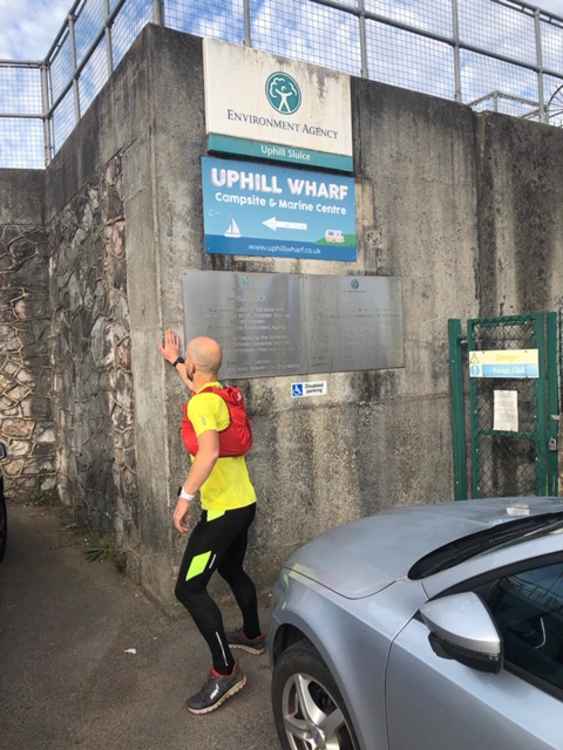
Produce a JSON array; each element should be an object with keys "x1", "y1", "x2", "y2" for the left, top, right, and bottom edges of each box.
[{"x1": 159, "y1": 330, "x2": 264, "y2": 715}]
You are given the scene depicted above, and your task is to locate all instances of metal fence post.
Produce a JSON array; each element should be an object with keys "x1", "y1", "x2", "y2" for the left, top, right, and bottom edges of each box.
[
  {"x1": 358, "y1": 0, "x2": 369, "y2": 79},
  {"x1": 47, "y1": 62, "x2": 56, "y2": 154},
  {"x1": 534, "y1": 313, "x2": 549, "y2": 495},
  {"x1": 534, "y1": 9, "x2": 546, "y2": 123},
  {"x1": 40, "y1": 64, "x2": 52, "y2": 166},
  {"x1": 448, "y1": 319, "x2": 468, "y2": 500},
  {"x1": 152, "y1": 0, "x2": 165, "y2": 25},
  {"x1": 467, "y1": 319, "x2": 481, "y2": 498},
  {"x1": 68, "y1": 13, "x2": 81, "y2": 123},
  {"x1": 105, "y1": 0, "x2": 114, "y2": 77},
  {"x1": 451, "y1": 0, "x2": 462, "y2": 102},
  {"x1": 243, "y1": 0, "x2": 252, "y2": 46},
  {"x1": 49, "y1": 112, "x2": 56, "y2": 160},
  {"x1": 545, "y1": 312, "x2": 559, "y2": 496}
]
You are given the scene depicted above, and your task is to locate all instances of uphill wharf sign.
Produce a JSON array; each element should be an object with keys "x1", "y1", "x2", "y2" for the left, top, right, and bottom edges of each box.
[
  {"x1": 203, "y1": 38, "x2": 353, "y2": 172},
  {"x1": 202, "y1": 156, "x2": 357, "y2": 261}
]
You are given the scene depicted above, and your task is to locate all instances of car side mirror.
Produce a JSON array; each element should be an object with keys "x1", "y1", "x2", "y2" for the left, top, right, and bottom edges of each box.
[
  {"x1": 0, "y1": 442, "x2": 6, "y2": 460},
  {"x1": 420, "y1": 592, "x2": 503, "y2": 674}
]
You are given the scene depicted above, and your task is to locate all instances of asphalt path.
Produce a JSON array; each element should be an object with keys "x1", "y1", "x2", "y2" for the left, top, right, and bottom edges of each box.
[{"x1": 0, "y1": 504, "x2": 278, "y2": 750}]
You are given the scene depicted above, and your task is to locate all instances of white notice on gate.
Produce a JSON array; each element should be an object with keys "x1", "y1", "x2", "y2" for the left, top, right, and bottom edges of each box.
[{"x1": 493, "y1": 390, "x2": 519, "y2": 432}]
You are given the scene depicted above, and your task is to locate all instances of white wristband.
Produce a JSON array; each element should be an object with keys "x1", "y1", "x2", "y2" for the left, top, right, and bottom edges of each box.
[{"x1": 179, "y1": 488, "x2": 195, "y2": 502}]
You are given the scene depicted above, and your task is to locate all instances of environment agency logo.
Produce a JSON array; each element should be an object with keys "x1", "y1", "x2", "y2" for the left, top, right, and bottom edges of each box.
[{"x1": 266, "y1": 72, "x2": 301, "y2": 115}]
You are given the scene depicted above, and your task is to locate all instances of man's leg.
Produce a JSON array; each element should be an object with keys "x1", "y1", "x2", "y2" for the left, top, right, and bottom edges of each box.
[
  {"x1": 218, "y1": 505, "x2": 264, "y2": 652},
  {"x1": 175, "y1": 512, "x2": 247, "y2": 714},
  {"x1": 175, "y1": 513, "x2": 237, "y2": 673}
]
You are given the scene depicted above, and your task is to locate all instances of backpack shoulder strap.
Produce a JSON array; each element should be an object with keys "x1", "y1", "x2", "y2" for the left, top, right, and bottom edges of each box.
[
  {"x1": 202, "y1": 385, "x2": 242, "y2": 401},
  {"x1": 198, "y1": 385, "x2": 223, "y2": 397}
]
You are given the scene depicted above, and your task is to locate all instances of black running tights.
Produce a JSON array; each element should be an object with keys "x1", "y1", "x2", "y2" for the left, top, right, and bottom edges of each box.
[{"x1": 174, "y1": 503, "x2": 261, "y2": 674}]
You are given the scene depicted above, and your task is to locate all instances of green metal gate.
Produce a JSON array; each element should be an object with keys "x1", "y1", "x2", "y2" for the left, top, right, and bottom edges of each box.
[{"x1": 449, "y1": 313, "x2": 559, "y2": 500}]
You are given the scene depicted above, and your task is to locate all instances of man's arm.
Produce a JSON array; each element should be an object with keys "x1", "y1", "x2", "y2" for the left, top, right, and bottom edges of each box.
[
  {"x1": 183, "y1": 430, "x2": 219, "y2": 494},
  {"x1": 173, "y1": 430, "x2": 219, "y2": 534}
]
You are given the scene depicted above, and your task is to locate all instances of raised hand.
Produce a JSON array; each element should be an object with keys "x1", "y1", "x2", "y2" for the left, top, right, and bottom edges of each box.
[{"x1": 159, "y1": 329, "x2": 182, "y2": 364}]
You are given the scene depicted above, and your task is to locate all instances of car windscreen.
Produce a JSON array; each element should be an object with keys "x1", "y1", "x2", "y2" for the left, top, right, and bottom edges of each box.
[{"x1": 408, "y1": 512, "x2": 563, "y2": 580}]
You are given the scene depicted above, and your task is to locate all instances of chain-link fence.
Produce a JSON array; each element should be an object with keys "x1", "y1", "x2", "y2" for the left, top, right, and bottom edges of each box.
[
  {"x1": 2, "y1": 0, "x2": 563, "y2": 169},
  {"x1": 468, "y1": 318, "x2": 539, "y2": 498}
]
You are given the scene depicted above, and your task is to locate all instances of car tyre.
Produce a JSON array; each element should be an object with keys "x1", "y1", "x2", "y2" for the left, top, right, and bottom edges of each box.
[{"x1": 272, "y1": 640, "x2": 360, "y2": 750}]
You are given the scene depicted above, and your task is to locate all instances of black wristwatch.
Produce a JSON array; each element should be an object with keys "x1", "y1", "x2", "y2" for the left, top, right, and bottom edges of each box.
[{"x1": 171, "y1": 356, "x2": 185, "y2": 368}]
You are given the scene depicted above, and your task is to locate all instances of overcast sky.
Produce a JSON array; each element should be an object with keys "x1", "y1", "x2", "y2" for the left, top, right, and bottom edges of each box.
[
  {"x1": 2, "y1": 0, "x2": 563, "y2": 60},
  {"x1": 0, "y1": 0, "x2": 68, "y2": 59}
]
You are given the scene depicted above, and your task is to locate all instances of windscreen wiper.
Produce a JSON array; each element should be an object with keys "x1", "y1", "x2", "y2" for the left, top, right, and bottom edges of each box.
[
  {"x1": 486, "y1": 517, "x2": 563, "y2": 557},
  {"x1": 409, "y1": 513, "x2": 563, "y2": 579}
]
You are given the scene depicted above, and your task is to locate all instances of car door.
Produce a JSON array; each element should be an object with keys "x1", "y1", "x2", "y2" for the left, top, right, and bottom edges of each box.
[{"x1": 386, "y1": 555, "x2": 563, "y2": 750}]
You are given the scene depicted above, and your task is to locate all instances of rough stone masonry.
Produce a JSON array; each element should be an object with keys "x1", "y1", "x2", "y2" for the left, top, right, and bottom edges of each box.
[
  {"x1": 48, "y1": 156, "x2": 138, "y2": 551},
  {"x1": 0, "y1": 171, "x2": 56, "y2": 502}
]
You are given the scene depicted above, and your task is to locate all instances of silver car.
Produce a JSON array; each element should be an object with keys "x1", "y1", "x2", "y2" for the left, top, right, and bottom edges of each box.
[{"x1": 268, "y1": 497, "x2": 563, "y2": 750}]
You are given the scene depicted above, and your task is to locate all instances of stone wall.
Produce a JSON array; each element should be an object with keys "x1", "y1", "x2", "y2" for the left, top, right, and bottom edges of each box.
[
  {"x1": 0, "y1": 171, "x2": 56, "y2": 501},
  {"x1": 48, "y1": 156, "x2": 139, "y2": 551}
]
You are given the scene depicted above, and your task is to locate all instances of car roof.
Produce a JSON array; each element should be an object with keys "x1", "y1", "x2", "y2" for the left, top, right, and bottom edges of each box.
[{"x1": 286, "y1": 497, "x2": 563, "y2": 599}]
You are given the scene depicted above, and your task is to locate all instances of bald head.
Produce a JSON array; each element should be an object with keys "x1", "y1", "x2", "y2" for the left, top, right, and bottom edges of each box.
[{"x1": 187, "y1": 336, "x2": 223, "y2": 376}]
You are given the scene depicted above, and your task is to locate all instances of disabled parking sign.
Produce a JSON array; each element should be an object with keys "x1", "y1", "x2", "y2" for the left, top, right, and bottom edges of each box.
[
  {"x1": 291, "y1": 381, "x2": 327, "y2": 398},
  {"x1": 202, "y1": 156, "x2": 357, "y2": 262}
]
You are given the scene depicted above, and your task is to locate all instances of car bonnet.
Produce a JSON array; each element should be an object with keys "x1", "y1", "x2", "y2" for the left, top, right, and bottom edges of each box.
[{"x1": 283, "y1": 498, "x2": 563, "y2": 599}]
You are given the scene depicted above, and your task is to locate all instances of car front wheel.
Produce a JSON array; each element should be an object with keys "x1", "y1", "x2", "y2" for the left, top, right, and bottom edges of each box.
[{"x1": 272, "y1": 641, "x2": 359, "y2": 750}]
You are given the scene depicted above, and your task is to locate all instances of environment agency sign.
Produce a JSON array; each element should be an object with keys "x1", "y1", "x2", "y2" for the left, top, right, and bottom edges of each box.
[{"x1": 203, "y1": 38, "x2": 353, "y2": 172}]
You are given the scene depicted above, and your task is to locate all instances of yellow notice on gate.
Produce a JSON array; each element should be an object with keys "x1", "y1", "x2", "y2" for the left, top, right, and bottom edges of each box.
[{"x1": 469, "y1": 349, "x2": 539, "y2": 379}]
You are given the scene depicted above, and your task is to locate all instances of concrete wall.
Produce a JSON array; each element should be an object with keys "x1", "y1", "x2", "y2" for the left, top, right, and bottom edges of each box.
[
  {"x1": 1, "y1": 24, "x2": 562, "y2": 605},
  {"x1": 129, "y1": 27, "x2": 480, "y2": 602},
  {"x1": 477, "y1": 113, "x2": 563, "y2": 317},
  {"x1": 476, "y1": 113, "x2": 563, "y2": 496},
  {"x1": 0, "y1": 171, "x2": 56, "y2": 500}
]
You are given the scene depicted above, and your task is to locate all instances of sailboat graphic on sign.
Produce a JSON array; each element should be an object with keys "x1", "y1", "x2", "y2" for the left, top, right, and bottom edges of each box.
[{"x1": 224, "y1": 218, "x2": 241, "y2": 238}]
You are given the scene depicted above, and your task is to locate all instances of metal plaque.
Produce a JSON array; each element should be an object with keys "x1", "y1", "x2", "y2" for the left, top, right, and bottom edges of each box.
[{"x1": 182, "y1": 271, "x2": 403, "y2": 379}]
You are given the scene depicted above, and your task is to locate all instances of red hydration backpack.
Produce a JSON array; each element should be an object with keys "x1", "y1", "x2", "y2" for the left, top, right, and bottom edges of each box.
[{"x1": 181, "y1": 385, "x2": 253, "y2": 457}]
